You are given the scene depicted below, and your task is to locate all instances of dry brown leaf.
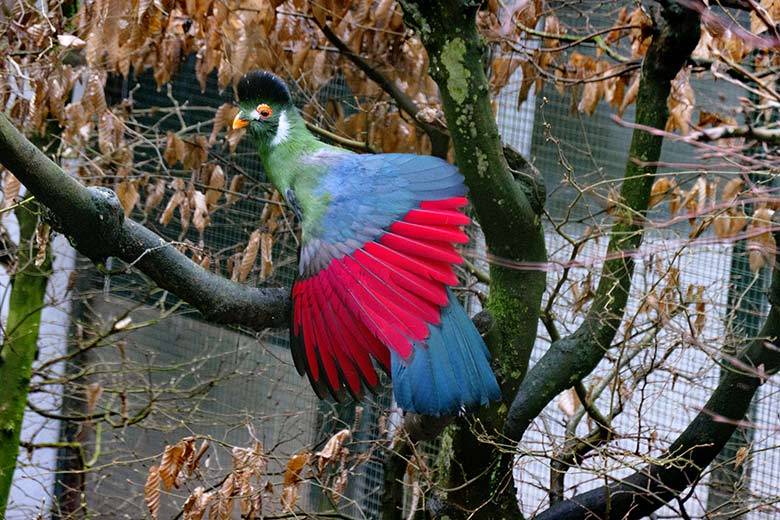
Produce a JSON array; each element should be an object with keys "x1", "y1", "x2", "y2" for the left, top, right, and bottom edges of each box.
[
  {"x1": 260, "y1": 232, "x2": 273, "y2": 280},
  {"x1": 753, "y1": 207, "x2": 775, "y2": 226},
  {"x1": 85, "y1": 74, "x2": 107, "y2": 114},
  {"x1": 180, "y1": 437, "x2": 196, "y2": 467},
  {"x1": 3, "y1": 173, "x2": 21, "y2": 212},
  {"x1": 618, "y1": 72, "x2": 640, "y2": 117},
  {"x1": 501, "y1": 0, "x2": 541, "y2": 35},
  {"x1": 191, "y1": 190, "x2": 210, "y2": 234},
  {"x1": 209, "y1": 104, "x2": 237, "y2": 146},
  {"x1": 160, "y1": 191, "x2": 185, "y2": 226},
  {"x1": 34, "y1": 221, "x2": 50, "y2": 268},
  {"x1": 606, "y1": 186, "x2": 621, "y2": 214},
  {"x1": 226, "y1": 127, "x2": 245, "y2": 154},
  {"x1": 226, "y1": 175, "x2": 245, "y2": 205},
  {"x1": 627, "y1": 6, "x2": 653, "y2": 57},
  {"x1": 748, "y1": 208, "x2": 775, "y2": 273},
  {"x1": 721, "y1": 178, "x2": 743, "y2": 206},
  {"x1": 694, "y1": 299, "x2": 706, "y2": 336},
  {"x1": 490, "y1": 55, "x2": 523, "y2": 95},
  {"x1": 248, "y1": 490, "x2": 263, "y2": 519},
  {"x1": 681, "y1": 177, "x2": 708, "y2": 223},
  {"x1": 228, "y1": 250, "x2": 242, "y2": 282},
  {"x1": 665, "y1": 68, "x2": 695, "y2": 134},
  {"x1": 188, "y1": 440, "x2": 210, "y2": 475},
  {"x1": 749, "y1": 245, "x2": 767, "y2": 273},
  {"x1": 205, "y1": 165, "x2": 225, "y2": 208},
  {"x1": 86, "y1": 382, "x2": 103, "y2": 414},
  {"x1": 237, "y1": 475, "x2": 253, "y2": 516},
  {"x1": 751, "y1": 0, "x2": 780, "y2": 34},
  {"x1": 713, "y1": 213, "x2": 732, "y2": 239},
  {"x1": 373, "y1": 0, "x2": 395, "y2": 26},
  {"x1": 698, "y1": 110, "x2": 738, "y2": 128},
  {"x1": 734, "y1": 445, "x2": 750, "y2": 468},
  {"x1": 578, "y1": 79, "x2": 603, "y2": 115},
  {"x1": 639, "y1": 289, "x2": 659, "y2": 316},
  {"x1": 183, "y1": 487, "x2": 212, "y2": 520},
  {"x1": 183, "y1": 135, "x2": 209, "y2": 171},
  {"x1": 649, "y1": 177, "x2": 675, "y2": 209},
  {"x1": 316, "y1": 429, "x2": 351, "y2": 475},
  {"x1": 248, "y1": 441, "x2": 267, "y2": 477},
  {"x1": 116, "y1": 180, "x2": 139, "y2": 216},
  {"x1": 331, "y1": 468, "x2": 349, "y2": 503},
  {"x1": 290, "y1": 44, "x2": 311, "y2": 73},
  {"x1": 145, "y1": 179, "x2": 167, "y2": 214},
  {"x1": 212, "y1": 473, "x2": 235, "y2": 520},
  {"x1": 145, "y1": 465, "x2": 161, "y2": 520},
  {"x1": 159, "y1": 442, "x2": 186, "y2": 491},
  {"x1": 239, "y1": 230, "x2": 261, "y2": 282},
  {"x1": 281, "y1": 451, "x2": 310, "y2": 511},
  {"x1": 58, "y1": 34, "x2": 87, "y2": 48},
  {"x1": 571, "y1": 273, "x2": 593, "y2": 313},
  {"x1": 557, "y1": 387, "x2": 580, "y2": 418},
  {"x1": 164, "y1": 132, "x2": 186, "y2": 166},
  {"x1": 729, "y1": 210, "x2": 748, "y2": 237},
  {"x1": 231, "y1": 446, "x2": 252, "y2": 473},
  {"x1": 669, "y1": 186, "x2": 684, "y2": 216}
]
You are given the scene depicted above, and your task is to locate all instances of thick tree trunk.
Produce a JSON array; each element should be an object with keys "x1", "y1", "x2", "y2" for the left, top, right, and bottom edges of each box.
[{"x1": 398, "y1": 2, "x2": 547, "y2": 517}]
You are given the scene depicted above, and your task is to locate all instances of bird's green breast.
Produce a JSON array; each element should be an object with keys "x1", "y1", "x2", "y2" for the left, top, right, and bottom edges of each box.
[{"x1": 256, "y1": 133, "x2": 342, "y2": 243}]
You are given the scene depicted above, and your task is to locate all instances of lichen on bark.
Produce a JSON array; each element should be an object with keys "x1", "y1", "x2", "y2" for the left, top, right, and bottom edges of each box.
[
  {"x1": 398, "y1": 1, "x2": 547, "y2": 517},
  {"x1": 440, "y1": 38, "x2": 470, "y2": 104}
]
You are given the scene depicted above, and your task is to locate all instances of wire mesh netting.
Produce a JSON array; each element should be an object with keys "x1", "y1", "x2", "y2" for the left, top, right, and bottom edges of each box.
[
  {"x1": 5, "y1": 3, "x2": 780, "y2": 519},
  {"x1": 12, "y1": 58, "x2": 395, "y2": 520},
  {"x1": 495, "y1": 27, "x2": 780, "y2": 517}
]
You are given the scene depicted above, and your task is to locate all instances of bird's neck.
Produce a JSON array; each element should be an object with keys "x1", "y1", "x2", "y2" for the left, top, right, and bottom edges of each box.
[{"x1": 257, "y1": 111, "x2": 323, "y2": 194}]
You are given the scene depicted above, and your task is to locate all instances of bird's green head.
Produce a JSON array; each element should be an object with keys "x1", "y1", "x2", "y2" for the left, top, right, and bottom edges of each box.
[{"x1": 233, "y1": 70, "x2": 295, "y2": 148}]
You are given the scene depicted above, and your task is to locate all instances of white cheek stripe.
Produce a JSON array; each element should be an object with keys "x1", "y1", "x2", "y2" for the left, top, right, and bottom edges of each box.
[{"x1": 271, "y1": 111, "x2": 290, "y2": 146}]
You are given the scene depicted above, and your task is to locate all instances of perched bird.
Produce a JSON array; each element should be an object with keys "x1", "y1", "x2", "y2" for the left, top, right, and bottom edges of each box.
[{"x1": 233, "y1": 70, "x2": 501, "y2": 416}]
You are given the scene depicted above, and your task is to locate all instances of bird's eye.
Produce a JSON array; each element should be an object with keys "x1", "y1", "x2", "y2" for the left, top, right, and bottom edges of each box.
[{"x1": 257, "y1": 104, "x2": 272, "y2": 119}]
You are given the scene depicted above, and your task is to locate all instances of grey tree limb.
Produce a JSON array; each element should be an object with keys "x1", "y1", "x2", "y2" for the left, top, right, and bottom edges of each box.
[{"x1": 0, "y1": 113, "x2": 290, "y2": 330}]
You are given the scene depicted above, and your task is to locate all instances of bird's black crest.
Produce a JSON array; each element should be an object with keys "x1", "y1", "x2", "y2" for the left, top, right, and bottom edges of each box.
[{"x1": 237, "y1": 70, "x2": 292, "y2": 105}]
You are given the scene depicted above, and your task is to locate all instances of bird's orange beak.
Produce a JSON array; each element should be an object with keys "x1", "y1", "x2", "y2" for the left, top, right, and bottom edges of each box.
[{"x1": 232, "y1": 112, "x2": 249, "y2": 130}]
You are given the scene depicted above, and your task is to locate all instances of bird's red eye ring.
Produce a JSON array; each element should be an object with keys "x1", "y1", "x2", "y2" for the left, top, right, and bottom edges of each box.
[{"x1": 257, "y1": 104, "x2": 273, "y2": 119}]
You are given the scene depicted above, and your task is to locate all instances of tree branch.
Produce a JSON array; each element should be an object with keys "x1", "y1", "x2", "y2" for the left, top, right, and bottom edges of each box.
[
  {"x1": 397, "y1": 1, "x2": 548, "y2": 516},
  {"x1": 0, "y1": 113, "x2": 290, "y2": 330},
  {"x1": 534, "y1": 211, "x2": 780, "y2": 520},
  {"x1": 504, "y1": 1, "x2": 701, "y2": 442},
  {"x1": 305, "y1": 121, "x2": 380, "y2": 153},
  {"x1": 688, "y1": 124, "x2": 780, "y2": 144}
]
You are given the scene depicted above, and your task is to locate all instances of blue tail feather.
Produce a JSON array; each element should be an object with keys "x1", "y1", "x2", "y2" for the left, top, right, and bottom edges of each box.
[{"x1": 391, "y1": 288, "x2": 502, "y2": 416}]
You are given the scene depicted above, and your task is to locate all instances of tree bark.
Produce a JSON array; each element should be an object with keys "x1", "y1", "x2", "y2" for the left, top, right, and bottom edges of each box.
[
  {"x1": 0, "y1": 204, "x2": 51, "y2": 516},
  {"x1": 398, "y1": 1, "x2": 547, "y2": 517}
]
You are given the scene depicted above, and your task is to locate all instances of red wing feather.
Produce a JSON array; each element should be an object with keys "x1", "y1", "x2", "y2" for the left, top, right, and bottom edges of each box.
[{"x1": 290, "y1": 197, "x2": 470, "y2": 399}]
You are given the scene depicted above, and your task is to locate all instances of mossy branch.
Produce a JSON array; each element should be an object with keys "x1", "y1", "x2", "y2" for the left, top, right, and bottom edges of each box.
[
  {"x1": 504, "y1": 1, "x2": 701, "y2": 443},
  {"x1": 0, "y1": 204, "x2": 50, "y2": 516},
  {"x1": 397, "y1": 1, "x2": 547, "y2": 516}
]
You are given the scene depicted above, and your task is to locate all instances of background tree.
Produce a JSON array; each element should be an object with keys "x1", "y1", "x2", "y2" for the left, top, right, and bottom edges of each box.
[{"x1": 2, "y1": 0, "x2": 780, "y2": 519}]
